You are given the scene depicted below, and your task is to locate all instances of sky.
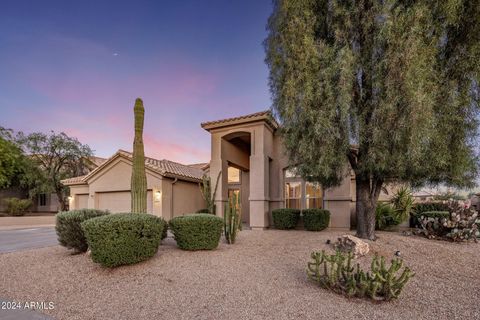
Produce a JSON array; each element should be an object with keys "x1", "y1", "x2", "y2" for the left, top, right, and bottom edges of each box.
[{"x1": 0, "y1": 0, "x2": 273, "y2": 164}]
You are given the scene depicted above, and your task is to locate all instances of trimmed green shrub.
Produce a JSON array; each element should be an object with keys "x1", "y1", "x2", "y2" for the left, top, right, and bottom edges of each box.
[
  {"x1": 272, "y1": 208, "x2": 300, "y2": 229},
  {"x1": 412, "y1": 202, "x2": 449, "y2": 215},
  {"x1": 169, "y1": 214, "x2": 223, "y2": 250},
  {"x1": 81, "y1": 213, "x2": 164, "y2": 267},
  {"x1": 303, "y1": 209, "x2": 330, "y2": 231},
  {"x1": 418, "y1": 211, "x2": 450, "y2": 219},
  {"x1": 195, "y1": 208, "x2": 210, "y2": 214},
  {"x1": 56, "y1": 209, "x2": 109, "y2": 252},
  {"x1": 159, "y1": 217, "x2": 168, "y2": 240},
  {"x1": 3, "y1": 198, "x2": 32, "y2": 216}
]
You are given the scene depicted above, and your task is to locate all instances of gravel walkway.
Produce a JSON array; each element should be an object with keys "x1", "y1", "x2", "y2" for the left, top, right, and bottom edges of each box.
[{"x1": 0, "y1": 230, "x2": 479, "y2": 320}]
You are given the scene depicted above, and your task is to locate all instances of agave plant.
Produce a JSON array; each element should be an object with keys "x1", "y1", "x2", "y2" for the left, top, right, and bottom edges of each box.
[{"x1": 389, "y1": 186, "x2": 414, "y2": 224}]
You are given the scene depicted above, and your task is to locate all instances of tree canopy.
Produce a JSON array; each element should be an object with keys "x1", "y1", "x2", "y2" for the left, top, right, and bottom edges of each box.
[{"x1": 265, "y1": 0, "x2": 480, "y2": 238}]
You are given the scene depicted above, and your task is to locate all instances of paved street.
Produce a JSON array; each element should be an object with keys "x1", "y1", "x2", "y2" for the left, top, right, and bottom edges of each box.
[
  {"x1": 0, "y1": 299, "x2": 53, "y2": 320},
  {"x1": 0, "y1": 227, "x2": 57, "y2": 253}
]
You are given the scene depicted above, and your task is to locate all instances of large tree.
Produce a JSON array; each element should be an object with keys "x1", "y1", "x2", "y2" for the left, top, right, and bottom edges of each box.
[
  {"x1": 265, "y1": 0, "x2": 480, "y2": 239},
  {"x1": 19, "y1": 131, "x2": 93, "y2": 210}
]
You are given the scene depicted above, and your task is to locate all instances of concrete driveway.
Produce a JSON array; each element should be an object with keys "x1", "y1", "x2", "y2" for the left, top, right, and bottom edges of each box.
[{"x1": 0, "y1": 227, "x2": 57, "y2": 253}]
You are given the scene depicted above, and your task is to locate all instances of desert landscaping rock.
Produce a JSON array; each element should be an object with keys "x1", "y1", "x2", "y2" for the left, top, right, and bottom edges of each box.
[
  {"x1": 0, "y1": 230, "x2": 479, "y2": 320},
  {"x1": 334, "y1": 234, "x2": 370, "y2": 258}
]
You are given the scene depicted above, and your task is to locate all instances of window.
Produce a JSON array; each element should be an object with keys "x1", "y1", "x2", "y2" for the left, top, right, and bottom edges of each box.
[
  {"x1": 305, "y1": 182, "x2": 323, "y2": 209},
  {"x1": 285, "y1": 182, "x2": 301, "y2": 209},
  {"x1": 227, "y1": 166, "x2": 240, "y2": 184},
  {"x1": 39, "y1": 194, "x2": 47, "y2": 206}
]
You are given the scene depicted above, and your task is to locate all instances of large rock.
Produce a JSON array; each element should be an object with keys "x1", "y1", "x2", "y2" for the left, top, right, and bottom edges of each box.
[{"x1": 334, "y1": 235, "x2": 369, "y2": 258}]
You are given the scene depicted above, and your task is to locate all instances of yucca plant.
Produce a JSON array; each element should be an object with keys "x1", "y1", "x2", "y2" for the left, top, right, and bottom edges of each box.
[{"x1": 389, "y1": 186, "x2": 414, "y2": 224}]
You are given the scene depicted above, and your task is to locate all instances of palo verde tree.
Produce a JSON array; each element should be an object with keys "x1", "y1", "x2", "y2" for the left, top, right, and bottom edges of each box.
[
  {"x1": 131, "y1": 98, "x2": 148, "y2": 213},
  {"x1": 265, "y1": 0, "x2": 480, "y2": 239}
]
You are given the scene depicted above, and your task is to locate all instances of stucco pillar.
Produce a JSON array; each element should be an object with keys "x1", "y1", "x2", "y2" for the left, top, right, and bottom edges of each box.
[{"x1": 249, "y1": 129, "x2": 270, "y2": 230}]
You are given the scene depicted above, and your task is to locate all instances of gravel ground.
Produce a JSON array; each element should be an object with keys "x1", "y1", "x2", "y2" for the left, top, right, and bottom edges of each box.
[{"x1": 0, "y1": 230, "x2": 479, "y2": 320}]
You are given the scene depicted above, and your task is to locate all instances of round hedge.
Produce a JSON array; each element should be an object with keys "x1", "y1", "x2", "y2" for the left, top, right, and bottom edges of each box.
[
  {"x1": 169, "y1": 214, "x2": 223, "y2": 250},
  {"x1": 81, "y1": 213, "x2": 164, "y2": 267},
  {"x1": 272, "y1": 209, "x2": 300, "y2": 229},
  {"x1": 303, "y1": 209, "x2": 330, "y2": 231},
  {"x1": 56, "y1": 209, "x2": 110, "y2": 252}
]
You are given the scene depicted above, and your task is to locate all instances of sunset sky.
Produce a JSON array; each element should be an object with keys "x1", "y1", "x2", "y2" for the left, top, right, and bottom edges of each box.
[{"x1": 0, "y1": 0, "x2": 273, "y2": 164}]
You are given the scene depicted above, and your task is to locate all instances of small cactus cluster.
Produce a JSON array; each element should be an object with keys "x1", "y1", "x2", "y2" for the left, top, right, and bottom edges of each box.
[
  {"x1": 307, "y1": 250, "x2": 414, "y2": 301},
  {"x1": 224, "y1": 192, "x2": 241, "y2": 244},
  {"x1": 418, "y1": 201, "x2": 479, "y2": 242}
]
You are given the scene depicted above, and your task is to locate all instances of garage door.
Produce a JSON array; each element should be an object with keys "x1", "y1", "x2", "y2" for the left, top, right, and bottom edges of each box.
[
  {"x1": 96, "y1": 191, "x2": 152, "y2": 213},
  {"x1": 75, "y1": 194, "x2": 89, "y2": 209}
]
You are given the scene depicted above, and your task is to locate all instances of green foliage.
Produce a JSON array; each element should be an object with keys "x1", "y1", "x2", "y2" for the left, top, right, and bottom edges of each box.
[
  {"x1": 302, "y1": 209, "x2": 330, "y2": 231},
  {"x1": 224, "y1": 193, "x2": 241, "y2": 244},
  {"x1": 375, "y1": 202, "x2": 401, "y2": 230},
  {"x1": 433, "y1": 192, "x2": 466, "y2": 201},
  {"x1": 389, "y1": 187, "x2": 414, "y2": 223},
  {"x1": 417, "y1": 202, "x2": 479, "y2": 242},
  {"x1": 265, "y1": 0, "x2": 480, "y2": 239},
  {"x1": 56, "y1": 209, "x2": 110, "y2": 252},
  {"x1": 272, "y1": 208, "x2": 300, "y2": 229},
  {"x1": 81, "y1": 213, "x2": 164, "y2": 267},
  {"x1": 199, "y1": 171, "x2": 221, "y2": 215},
  {"x1": 169, "y1": 214, "x2": 223, "y2": 250},
  {"x1": 159, "y1": 217, "x2": 168, "y2": 240},
  {"x1": 412, "y1": 202, "x2": 450, "y2": 215},
  {"x1": 131, "y1": 98, "x2": 147, "y2": 213},
  {"x1": 307, "y1": 250, "x2": 414, "y2": 301},
  {"x1": 0, "y1": 131, "x2": 26, "y2": 188},
  {"x1": 3, "y1": 198, "x2": 32, "y2": 216}
]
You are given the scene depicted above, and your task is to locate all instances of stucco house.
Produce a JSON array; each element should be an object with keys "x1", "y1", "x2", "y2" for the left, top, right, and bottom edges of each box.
[{"x1": 63, "y1": 110, "x2": 397, "y2": 230}]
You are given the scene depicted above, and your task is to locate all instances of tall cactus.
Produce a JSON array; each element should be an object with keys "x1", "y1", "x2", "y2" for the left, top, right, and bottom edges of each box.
[
  {"x1": 131, "y1": 98, "x2": 147, "y2": 213},
  {"x1": 224, "y1": 192, "x2": 242, "y2": 244}
]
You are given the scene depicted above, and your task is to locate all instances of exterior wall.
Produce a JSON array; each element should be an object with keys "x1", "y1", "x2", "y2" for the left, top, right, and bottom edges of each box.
[
  {"x1": 160, "y1": 178, "x2": 205, "y2": 220},
  {"x1": 69, "y1": 185, "x2": 90, "y2": 210}
]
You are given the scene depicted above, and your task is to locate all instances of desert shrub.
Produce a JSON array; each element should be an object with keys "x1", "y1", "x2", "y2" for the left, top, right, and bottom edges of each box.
[
  {"x1": 81, "y1": 213, "x2": 164, "y2": 267},
  {"x1": 272, "y1": 208, "x2": 300, "y2": 229},
  {"x1": 389, "y1": 187, "x2": 414, "y2": 223},
  {"x1": 303, "y1": 209, "x2": 330, "y2": 231},
  {"x1": 307, "y1": 250, "x2": 414, "y2": 301},
  {"x1": 375, "y1": 202, "x2": 402, "y2": 230},
  {"x1": 3, "y1": 198, "x2": 32, "y2": 216},
  {"x1": 169, "y1": 214, "x2": 223, "y2": 250},
  {"x1": 56, "y1": 209, "x2": 110, "y2": 252},
  {"x1": 195, "y1": 208, "x2": 210, "y2": 214},
  {"x1": 159, "y1": 217, "x2": 168, "y2": 240},
  {"x1": 417, "y1": 201, "x2": 479, "y2": 242},
  {"x1": 411, "y1": 202, "x2": 450, "y2": 227}
]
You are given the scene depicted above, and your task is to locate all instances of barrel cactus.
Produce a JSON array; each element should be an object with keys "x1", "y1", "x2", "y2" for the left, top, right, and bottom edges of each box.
[{"x1": 131, "y1": 98, "x2": 147, "y2": 213}]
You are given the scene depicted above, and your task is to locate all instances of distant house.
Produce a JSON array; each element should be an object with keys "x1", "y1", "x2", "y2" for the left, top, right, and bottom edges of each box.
[
  {"x1": 63, "y1": 111, "x2": 399, "y2": 230},
  {"x1": 412, "y1": 190, "x2": 436, "y2": 202}
]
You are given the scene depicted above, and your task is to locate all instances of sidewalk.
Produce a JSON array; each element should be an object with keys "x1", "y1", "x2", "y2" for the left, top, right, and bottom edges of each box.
[{"x1": 0, "y1": 216, "x2": 56, "y2": 230}]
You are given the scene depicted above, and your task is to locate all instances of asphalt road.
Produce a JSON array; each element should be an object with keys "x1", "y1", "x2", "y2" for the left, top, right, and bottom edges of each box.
[{"x1": 0, "y1": 227, "x2": 57, "y2": 253}]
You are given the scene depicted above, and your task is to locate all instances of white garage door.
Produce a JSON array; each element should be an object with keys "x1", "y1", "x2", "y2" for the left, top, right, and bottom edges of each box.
[
  {"x1": 75, "y1": 194, "x2": 89, "y2": 209},
  {"x1": 96, "y1": 191, "x2": 153, "y2": 213}
]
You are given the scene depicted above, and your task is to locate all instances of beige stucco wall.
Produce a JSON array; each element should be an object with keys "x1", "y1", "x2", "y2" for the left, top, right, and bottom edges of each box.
[{"x1": 160, "y1": 178, "x2": 205, "y2": 220}]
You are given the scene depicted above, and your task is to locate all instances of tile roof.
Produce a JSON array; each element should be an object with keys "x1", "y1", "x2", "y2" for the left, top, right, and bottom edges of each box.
[
  {"x1": 201, "y1": 110, "x2": 278, "y2": 131},
  {"x1": 61, "y1": 175, "x2": 87, "y2": 185},
  {"x1": 62, "y1": 150, "x2": 205, "y2": 185}
]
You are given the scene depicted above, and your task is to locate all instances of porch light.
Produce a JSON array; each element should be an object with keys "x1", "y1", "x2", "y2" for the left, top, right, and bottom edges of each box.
[
  {"x1": 68, "y1": 196, "x2": 73, "y2": 201},
  {"x1": 155, "y1": 191, "x2": 162, "y2": 201}
]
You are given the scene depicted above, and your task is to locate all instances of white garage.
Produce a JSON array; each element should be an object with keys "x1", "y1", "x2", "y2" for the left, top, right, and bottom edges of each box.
[{"x1": 96, "y1": 190, "x2": 153, "y2": 213}]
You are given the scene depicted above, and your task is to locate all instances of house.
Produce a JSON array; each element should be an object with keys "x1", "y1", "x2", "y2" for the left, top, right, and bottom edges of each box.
[
  {"x1": 63, "y1": 110, "x2": 397, "y2": 229},
  {"x1": 62, "y1": 150, "x2": 206, "y2": 219}
]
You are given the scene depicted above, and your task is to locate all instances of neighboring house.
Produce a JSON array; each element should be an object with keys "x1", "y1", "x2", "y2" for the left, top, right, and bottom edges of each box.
[
  {"x1": 412, "y1": 190, "x2": 436, "y2": 203},
  {"x1": 62, "y1": 150, "x2": 206, "y2": 219},
  {"x1": 63, "y1": 110, "x2": 399, "y2": 229}
]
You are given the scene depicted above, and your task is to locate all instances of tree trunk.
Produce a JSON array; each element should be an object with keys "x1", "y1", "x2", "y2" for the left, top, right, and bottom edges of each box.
[
  {"x1": 56, "y1": 189, "x2": 67, "y2": 211},
  {"x1": 355, "y1": 177, "x2": 383, "y2": 240}
]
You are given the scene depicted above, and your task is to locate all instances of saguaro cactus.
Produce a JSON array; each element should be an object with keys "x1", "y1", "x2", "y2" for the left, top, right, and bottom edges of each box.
[
  {"x1": 131, "y1": 98, "x2": 147, "y2": 213},
  {"x1": 224, "y1": 192, "x2": 241, "y2": 244}
]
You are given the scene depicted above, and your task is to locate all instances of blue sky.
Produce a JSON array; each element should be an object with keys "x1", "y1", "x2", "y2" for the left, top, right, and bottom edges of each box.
[{"x1": 0, "y1": 0, "x2": 273, "y2": 163}]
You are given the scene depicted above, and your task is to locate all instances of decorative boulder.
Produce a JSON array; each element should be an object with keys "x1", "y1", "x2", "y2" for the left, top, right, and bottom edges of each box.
[{"x1": 334, "y1": 235, "x2": 370, "y2": 258}]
